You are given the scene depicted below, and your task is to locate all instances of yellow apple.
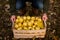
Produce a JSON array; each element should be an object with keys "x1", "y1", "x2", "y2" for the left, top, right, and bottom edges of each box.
[
  {"x1": 38, "y1": 18, "x2": 42, "y2": 22},
  {"x1": 37, "y1": 22, "x2": 44, "y2": 29},
  {"x1": 40, "y1": 26, "x2": 44, "y2": 29},
  {"x1": 32, "y1": 28, "x2": 35, "y2": 30},
  {"x1": 19, "y1": 18, "x2": 23, "y2": 23},
  {"x1": 28, "y1": 22, "x2": 32, "y2": 27},
  {"x1": 35, "y1": 27, "x2": 40, "y2": 30},
  {"x1": 23, "y1": 27, "x2": 28, "y2": 30},
  {"x1": 26, "y1": 16, "x2": 30, "y2": 20},
  {"x1": 26, "y1": 20, "x2": 29, "y2": 23},
  {"x1": 14, "y1": 24, "x2": 19, "y2": 29},
  {"x1": 23, "y1": 22, "x2": 27, "y2": 26},
  {"x1": 31, "y1": 17, "x2": 35, "y2": 20},
  {"x1": 18, "y1": 23, "x2": 22, "y2": 27},
  {"x1": 17, "y1": 16, "x2": 21, "y2": 19},
  {"x1": 33, "y1": 25, "x2": 36, "y2": 28},
  {"x1": 30, "y1": 20, "x2": 34, "y2": 24},
  {"x1": 15, "y1": 19, "x2": 19, "y2": 23},
  {"x1": 34, "y1": 21, "x2": 38, "y2": 25},
  {"x1": 17, "y1": 27, "x2": 22, "y2": 30},
  {"x1": 35, "y1": 17, "x2": 39, "y2": 20},
  {"x1": 40, "y1": 23, "x2": 44, "y2": 28},
  {"x1": 28, "y1": 27, "x2": 32, "y2": 30},
  {"x1": 23, "y1": 16, "x2": 26, "y2": 20}
]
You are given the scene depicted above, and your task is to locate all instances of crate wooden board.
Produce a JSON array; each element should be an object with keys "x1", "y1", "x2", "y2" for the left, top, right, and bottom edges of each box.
[{"x1": 13, "y1": 28, "x2": 46, "y2": 38}]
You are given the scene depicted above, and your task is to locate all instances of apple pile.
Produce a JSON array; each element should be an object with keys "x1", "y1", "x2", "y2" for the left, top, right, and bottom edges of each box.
[{"x1": 14, "y1": 16, "x2": 44, "y2": 30}]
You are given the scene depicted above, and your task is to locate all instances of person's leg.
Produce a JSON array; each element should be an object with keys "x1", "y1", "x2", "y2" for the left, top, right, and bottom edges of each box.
[
  {"x1": 16, "y1": 0, "x2": 25, "y2": 10},
  {"x1": 32, "y1": 0, "x2": 43, "y2": 16},
  {"x1": 16, "y1": 0, "x2": 26, "y2": 15},
  {"x1": 32, "y1": 0, "x2": 43, "y2": 10}
]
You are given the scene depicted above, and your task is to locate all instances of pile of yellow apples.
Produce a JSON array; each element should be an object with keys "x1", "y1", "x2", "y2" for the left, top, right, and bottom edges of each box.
[{"x1": 14, "y1": 16, "x2": 44, "y2": 30}]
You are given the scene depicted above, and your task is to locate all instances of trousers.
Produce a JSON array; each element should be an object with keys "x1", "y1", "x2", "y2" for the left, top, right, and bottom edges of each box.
[{"x1": 16, "y1": 0, "x2": 43, "y2": 10}]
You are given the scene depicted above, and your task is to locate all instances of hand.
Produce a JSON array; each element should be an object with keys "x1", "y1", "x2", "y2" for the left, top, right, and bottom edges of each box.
[
  {"x1": 10, "y1": 15, "x2": 16, "y2": 23},
  {"x1": 42, "y1": 13, "x2": 48, "y2": 21}
]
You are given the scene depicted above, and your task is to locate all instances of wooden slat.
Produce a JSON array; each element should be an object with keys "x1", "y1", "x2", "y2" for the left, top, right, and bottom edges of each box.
[
  {"x1": 13, "y1": 28, "x2": 46, "y2": 38},
  {"x1": 14, "y1": 34, "x2": 45, "y2": 38}
]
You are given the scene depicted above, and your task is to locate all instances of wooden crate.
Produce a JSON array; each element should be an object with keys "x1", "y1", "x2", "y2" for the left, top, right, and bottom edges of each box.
[
  {"x1": 12, "y1": 17, "x2": 47, "y2": 38},
  {"x1": 13, "y1": 28, "x2": 46, "y2": 39}
]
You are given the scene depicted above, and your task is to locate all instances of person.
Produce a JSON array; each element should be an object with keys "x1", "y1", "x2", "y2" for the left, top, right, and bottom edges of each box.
[{"x1": 10, "y1": 0, "x2": 43, "y2": 22}]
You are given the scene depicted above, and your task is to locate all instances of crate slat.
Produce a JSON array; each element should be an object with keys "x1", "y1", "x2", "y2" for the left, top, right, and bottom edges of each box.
[{"x1": 13, "y1": 28, "x2": 46, "y2": 38}]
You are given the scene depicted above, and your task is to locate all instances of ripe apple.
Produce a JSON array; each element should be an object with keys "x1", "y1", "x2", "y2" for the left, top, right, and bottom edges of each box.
[
  {"x1": 26, "y1": 16, "x2": 30, "y2": 20},
  {"x1": 28, "y1": 22, "x2": 32, "y2": 27},
  {"x1": 18, "y1": 23, "x2": 22, "y2": 27},
  {"x1": 23, "y1": 16, "x2": 26, "y2": 20},
  {"x1": 35, "y1": 17, "x2": 39, "y2": 20},
  {"x1": 23, "y1": 22, "x2": 27, "y2": 26},
  {"x1": 31, "y1": 17, "x2": 35, "y2": 20},
  {"x1": 35, "y1": 27, "x2": 40, "y2": 30},
  {"x1": 17, "y1": 27, "x2": 22, "y2": 30},
  {"x1": 38, "y1": 18, "x2": 42, "y2": 22},
  {"x1": 19, "y1": 18, "x2": 23, "y2": 23},
  {"x1": 30, "y1": 20, "x2": 34, "y2": 24},
  {"x1": 33, "y1": 25, "x2": 36, "y2": 28},
  {"x1": 17, "y1": 16, "x2": 21, "y2": 19},
  {"x1": 23, "y1": 27, "x2": 28, "y2": 30},
  {"x1": 15, "y1": 19, "x2": 19, "y2": 23},
  {"x1": 14, "y1": 24, "x2": 19, "y2": 29},
  {"x1": 32, "y1": 28, "x2": 35, "y2": 30},
  {"x1": 28, "y1": 27, "x2": 32, "y2": 30},
  {"x1": 34, "y1": 21, "x2": 38, "y2": 25}
]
